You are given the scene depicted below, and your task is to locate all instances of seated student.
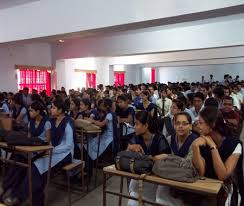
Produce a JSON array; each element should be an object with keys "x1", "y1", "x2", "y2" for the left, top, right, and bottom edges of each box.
[
  {"x1": 3, "y1": 97, "x2": 74, "y2": 206},
  {"x1": 128, "y1": 111, "x2": 171, "y2": 206},
  {"x1": 116, "y1": 94, "x2": 135, "y2": 150},
  {"x1": 79, "y1": 98, "x2": 94, "y2": 119},
  {"x1": 162, "y1": 99, "x2": 184, "y2": 138},
  {"x1": 221, "y1": 96, "x2": 241, "y2": 137},
  {"x1": 69, "y1": 97, "x2": 82, "y2": 120},
  {"x1": 0, "y1": 93, "x2": 10, "y2": 115},
  {"x1": 10, "y1": 93, "x2": 29, "y2": 130},
  {"x1": 86, "y1": 98, "x2": 117, "y2": 160},
  {"x1": 192, "y1": 106, "x2": 243, "y2": 205},
  {"x1": 156, "y1": 112, "x2": 198, "y2": 206},
  {"x1": 136, "y1": 91, "x2": 157, "y2": 120},
  {"x1": 190, "y1": 92, "x2": 204, "y2": 121}
]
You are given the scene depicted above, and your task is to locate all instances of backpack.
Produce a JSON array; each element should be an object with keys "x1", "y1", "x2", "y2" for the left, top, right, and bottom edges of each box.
[
  {"x1": 115, "y1": 150, "x2": 153, "y2": 174},
  {"x1": 152, "y1": 154, "x2": 199, "y2": 183}
]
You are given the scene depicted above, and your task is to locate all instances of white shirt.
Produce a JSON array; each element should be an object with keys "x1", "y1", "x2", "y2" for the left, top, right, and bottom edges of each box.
[
  {"x1": 231, "y1": 93, "x2": 242, "y2": 110},
  {"x1": 156, "y1": 98, "x2": 172, "y2": 116}
]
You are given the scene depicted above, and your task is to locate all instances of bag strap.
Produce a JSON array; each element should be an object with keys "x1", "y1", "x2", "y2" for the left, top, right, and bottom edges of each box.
[
  {"x1": 129, "y1": 159, "x2": 135, "y2": 174},
  {"x1": 115, "y1": 156, "x2": 121, "y2": 170}
]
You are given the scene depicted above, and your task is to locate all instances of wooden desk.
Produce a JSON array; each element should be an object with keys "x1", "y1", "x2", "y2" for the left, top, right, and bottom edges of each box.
[
  {"x1": 76, "y1": 128, "x2": 102, "y2": 191},
  {"x1": 0, "y1": 142, "x2": 53, "y2": 206},
  {"x1": 103, "y1": 165, "x2": 223, "y2": 206}
]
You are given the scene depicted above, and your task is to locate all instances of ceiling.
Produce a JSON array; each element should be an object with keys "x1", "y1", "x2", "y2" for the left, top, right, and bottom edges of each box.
[{"x1": 0, "y1": 0, "x2": 39, "y2": 10}]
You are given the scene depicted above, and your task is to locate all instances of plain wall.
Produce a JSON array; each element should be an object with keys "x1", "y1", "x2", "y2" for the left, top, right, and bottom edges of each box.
[
  {"x1": 158, "y1": 63, "x2": 244, "y2": 83},
  {"x1": 0, "y1": 43, "x2": 52, "y2": 92}
]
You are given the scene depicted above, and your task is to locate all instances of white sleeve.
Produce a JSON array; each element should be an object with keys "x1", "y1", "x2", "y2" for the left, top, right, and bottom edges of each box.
[{"x1": 232, "y1": 143, "x2": 242, "y2": 154}]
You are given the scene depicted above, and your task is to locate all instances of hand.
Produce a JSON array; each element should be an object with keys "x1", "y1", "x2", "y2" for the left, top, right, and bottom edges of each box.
[
  {"x1": 128, "y1": 144, "x2": 145, "y2": 154},
  {"x1": 203, "y1": 136, "x2": 216, "y2": 148},
  {"x1": 153, "y1": 154, "x2": 168, "y2": 161},
  {"x1": 192, "y1": 137, "x2": 207, "y2": 147}
]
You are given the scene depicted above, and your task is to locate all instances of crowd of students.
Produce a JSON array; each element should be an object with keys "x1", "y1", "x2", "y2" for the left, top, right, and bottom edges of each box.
[{"x1": 0, "y1": 74, "x2": 243, "y2": 206}]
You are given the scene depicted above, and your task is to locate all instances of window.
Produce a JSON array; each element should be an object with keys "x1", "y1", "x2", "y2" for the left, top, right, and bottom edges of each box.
[
  {"x1": 114, "y1": 72, "x2": 125, "y2": 87},
  {"x1": 86, "y1": 73, "x2": 96, "y2": 88},
  {"x1": 16, "y1": 65, "x2": 51, "y2": 95}
]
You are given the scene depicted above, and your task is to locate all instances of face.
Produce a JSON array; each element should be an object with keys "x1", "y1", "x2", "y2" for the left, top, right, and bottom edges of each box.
[
  {"x1": 140, "y1": 93, "x2": 148, "y2": 102},
  {"x1": 149, "y1": 87, "x2": 154, "y2": 95},
  {"x1": 70, "y1": 100, "x2": 76, "y2": 111},
  {"x1": 193, "y1": 97, "x2": 203, "y2": 111},
  {"x1": 161, "y1": 91, "x2": 167, "y2": 99},
  {"x1": 174, "y1": 115, "x2": 192, "y2": 137},
  {"x1": 23, "y1": 89, "x2": 28, "y2": 95},
  {"x1": 80, "y1": 101, "x2": 88, "y2": 112},
  {"x1": 224, "y1": 89, "x2": 230, "y2": 96},
  {"x1": 222, "y1": 99, "x2": 233, "y2": 113},
  {"x1": 167, "y1": 88, "x2": 172, "y2": 96},
  {"x1": 118, "y1": 99, "x2": 127, "y2": 109},
  {"x1": 134, "y1": 119, "x2": 148, "y2": 135},
  {"x1": 200, "y1": 87, "x2": 208, "y2": 97},
  {"x1": 135, "y1": 89, "x2": 141, "y2": 96},
  {"x1": 51, "y1": 104, "x2": 62, "y2": 117},
  {"x1": 197, "y1": 116, "x2": 212, "y2": 135},
  {"x1": 170, "y1": 102, "x2": 181, "y2": 115},
  {"x1": 29, "y1": 107, "x2": 40, "y2": 119}
]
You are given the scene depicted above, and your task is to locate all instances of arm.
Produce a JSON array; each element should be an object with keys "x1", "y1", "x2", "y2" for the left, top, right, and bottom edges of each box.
[
  {"x1": 192, "y1": 137, "x2": 207, "y2": 176},
  {"x1": 118, "y1": 114, "x2": 133, "y2": 124}
]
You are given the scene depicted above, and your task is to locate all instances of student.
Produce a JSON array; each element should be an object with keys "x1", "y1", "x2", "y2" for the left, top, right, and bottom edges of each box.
[
  {"x1": 156, "y1": 112, "x2": 198, "y2": 206},
  {"x1": 28, "y1": 101, "x2": 51, "y2": 142},
  {"x1": 79, "y1": 98, "x2": 93, "y2": 119},
  {"x1": 69, "y1": 98, "x2": 82, "y2": 120},
  {"x1": 156, "y1": 88, "x2": 172, "y2": 118},
  {"x1": 3, "y1": 97, "x2": 74, "y2": 206},
  {"x1": 11, "y1": 93, "x2": 29, "y2": 129},
  {"x1": 136, "y1": 91, "x2": 157, "y2": 120},
  {"x1": 192, "y1": 106, "x2": 243, "y2": 205},
  {"x1": 190, "y1": 92, "x2": 204, "y2": 120},
  {"x1": 0, "y1": 92, "x2": 10, "y2": 115},
  {"x1": 87, "y1": 98, "x2": 117, "y2": 160},
  {"x1": 162, "y1": 99, "x2": 184, "y2": 138},
  {"x1": 128, "y1": 111, "x2": 171, "y2": 206},
  {"x1": 116, "y1": 94, "x2": 135, "y2": 150}
]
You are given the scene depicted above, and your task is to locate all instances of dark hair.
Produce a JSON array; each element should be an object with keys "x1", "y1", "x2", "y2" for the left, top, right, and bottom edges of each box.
[
  {"x1": 141, "y1": 91, "x2": 150, "y2": 100},
  {"x1": 204, "y1": 97, "x2": 219, "y2": 108},
  {"x1": 172, "y1": 99, "x2": 184, "y2": 111},
  {"x1": 0, "y1": 93, "x2": 4, "y2": 102},
  {"x1": 13, "y1": 93, "x2": 24, "y2": 106},
  {"x1": 222, "y1": 96, "x2": 233, "y2": 104},
  {"x1": 135, "y1": 111, "x2": 157, "y2": 133},
  {"x1": 71, "y1": 98, "x2": 80, "y2": 110},
  {"x1": 80, "y1": 98, "x2": 91, "y2": 110},
  {"x1": 194, "y1": 92, "x2": 205, "y2": 102},
  {"x1": 103, "y1": 98, "x2": 113, "y2": 111},
  {"x1": 30, "y1": 101, "x2": 46, "y2": 116},
  {"x1": 117, "y1": 94, "x2": 128, "y2": 102},
  {"x1": 174, "y1": 112, "x2": 192, "y2": 124},
  {"x1": 177, "y1": 95, "x2": 187, "y2": 106},
  {"x1": 199, "y1": 106, "x2": 230, "y2": 136},
  {"x1": 213, "y1": 86, "x2": 224, "y2": 99},
  {"x1": 52, "y1": 95, "x2": 66, "y2": 113}
]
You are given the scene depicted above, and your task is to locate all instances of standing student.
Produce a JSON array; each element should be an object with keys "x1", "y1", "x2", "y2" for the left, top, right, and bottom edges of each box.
[
  {"x1": 192, "y1": 106, "x2": 243, "y2": 205},
  {"x1": 156, "y1": 88, "x2": 172, "y2": 118},
  {"x1": 190, "y1": 92, "x2": 204, "y2": 121},
  {"x1": 128, "y1": 111, "x2": 171, "y2": 206},
  {"x1": 3, "y1": 97, "x2": 74, "y2": 206}
]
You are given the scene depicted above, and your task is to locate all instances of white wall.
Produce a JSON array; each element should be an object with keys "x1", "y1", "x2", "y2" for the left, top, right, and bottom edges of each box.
[
  {"x1": 158, "y1": 63, "x2": 244, "y2": 83},
  {"x1": 1, "y1": 0, "x2": 243, "y2": 43},
  {"x1": 0, "y1": 43, "x2": 52, "y2": 92},
  {"x1": 124, "y1": 65, "x2": 141, "y2": 85}
]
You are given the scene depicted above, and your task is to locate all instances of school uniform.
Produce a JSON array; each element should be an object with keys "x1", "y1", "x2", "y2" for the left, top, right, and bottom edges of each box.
[
  {"x1": 0, "y1": 100, "x2": 10, "y2": 114},
  {"x1": 7, "y1": 116, "x2": 74, "y2": 205},
  {"x1": 136, "y1": 102, "x2": 157, "y2": 120},
  {"x1": 12, "y1": 106, "x2": 29, "y2": 125},
  {"x1": 128, "y1": 133, "x2": 171, "y2": 206},
  {"x1": 156, "y1": 132, "x2": 198, "y2": 206}
]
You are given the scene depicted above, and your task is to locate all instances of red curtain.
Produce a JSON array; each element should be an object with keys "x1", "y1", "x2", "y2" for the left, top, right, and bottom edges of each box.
[
  {"x1": 86, "y1": 73, "x2": 96, "y2": 88},
  {"x1": 114, "y1": 72, "x2": 125, "y2": 87},
  {"x1": 151, "y1": 68, "x2": 156, "y2": 83},
  {"x1": 18, "y1": 69, "x2": 51, "y2": 95}
]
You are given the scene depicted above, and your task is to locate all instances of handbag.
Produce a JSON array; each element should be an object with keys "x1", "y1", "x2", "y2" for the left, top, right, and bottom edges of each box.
[
  {"x1": 4, "y1": 131, "x2": 48, "y2": 146},
  {"x1": 115, "y1": 150, "x2": 153, "y2": 174},
  {"x1": 152, "y1": 154, "x2": 199, "y2": 183}
]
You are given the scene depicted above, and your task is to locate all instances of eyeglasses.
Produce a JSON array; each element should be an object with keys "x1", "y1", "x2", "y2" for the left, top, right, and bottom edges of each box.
[{"x1": 174, "y1": 122, "x2": 190, "y2": 126}]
